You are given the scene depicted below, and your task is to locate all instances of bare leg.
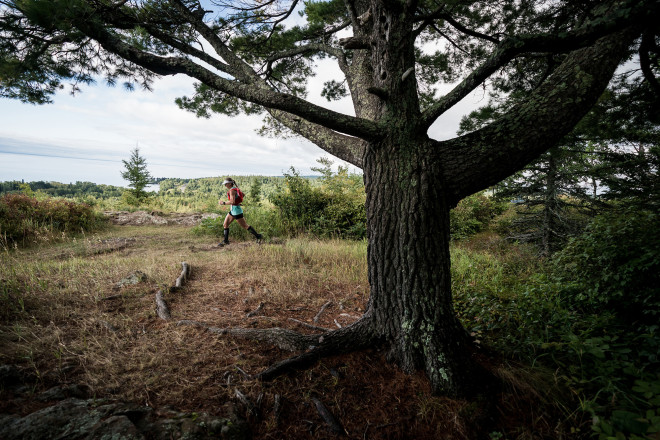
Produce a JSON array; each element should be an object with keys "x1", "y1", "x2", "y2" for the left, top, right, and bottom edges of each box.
[
  {"x1": 223, "y1": 213, "x2": 234, "y2": 229},
  {"x1": 236, "y1": 218, "x2": 249, "y2": 229}
]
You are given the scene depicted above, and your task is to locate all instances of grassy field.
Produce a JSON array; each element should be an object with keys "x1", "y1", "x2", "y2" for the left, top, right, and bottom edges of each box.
[{"x1": 1, "y1": 224, "x2": 581, "y2": 439}]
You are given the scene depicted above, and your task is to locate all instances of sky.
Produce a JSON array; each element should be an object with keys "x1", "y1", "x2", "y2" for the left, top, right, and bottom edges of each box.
[{"x1": 0, "y1": 38, "x2": 485, "y2": 189}]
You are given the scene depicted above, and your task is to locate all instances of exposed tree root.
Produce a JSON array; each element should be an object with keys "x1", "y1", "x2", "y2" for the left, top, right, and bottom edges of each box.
[
  {"x1": 176, "y1": 320, "x2": 320, "y2": 352},
  {"x1": 174, "y1": 262, "x2": 190, "y2": 289},
  {"x1": 288, "y1": 318, "x2": 330, "y2": 332},
  {"x1": 273, "y1": 394, "x2": 282, "y2": 426},
  {"x1": 178, "y1": 315, "x2": 378, "y2": 382},
  {"x1": 246, "y1": 302, "x2": 264, "y2": 318},
  {"x1": 155, "y1": 290, "x2": 171, "y2": 320},
  {"x1": 155, "y1": 262, "x2": 190, "y2": 320},
  {"x1": 256, "y1": 318, "x2": 377, "y2": 381}
]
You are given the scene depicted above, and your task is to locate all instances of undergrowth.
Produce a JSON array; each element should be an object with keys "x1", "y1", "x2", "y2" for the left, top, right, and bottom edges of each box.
[
  {"x1": 452, "y1": 228, "x2": 660, "y2": 440},
  {"x1": 0, "y1": 193, "x2": 106, "y2": 248}
]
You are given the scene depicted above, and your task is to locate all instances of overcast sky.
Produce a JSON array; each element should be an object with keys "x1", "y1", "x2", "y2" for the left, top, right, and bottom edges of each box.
[{"x1": 0, "y1": 48, "x2": 485, "y2": 189}]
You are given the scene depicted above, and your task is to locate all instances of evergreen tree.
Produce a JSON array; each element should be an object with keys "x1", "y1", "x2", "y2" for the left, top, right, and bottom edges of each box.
[
  {"x1": 493, "y1": 148, "x2": 595, "y2": 255},
  {"x1": 248, "y1": 177, "x2": 262, "y2": 205},
  {"x1": 121, "y1": 147, "x2": 152, "y2": 202},
  {"x1": 1, "y1": 0, "x2": 658, "y2": 397}
]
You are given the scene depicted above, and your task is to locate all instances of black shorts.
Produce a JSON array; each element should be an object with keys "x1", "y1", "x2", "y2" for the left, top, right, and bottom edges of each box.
[{"x1": 229, "y1": 213, "x2": 244, "y2": 219}]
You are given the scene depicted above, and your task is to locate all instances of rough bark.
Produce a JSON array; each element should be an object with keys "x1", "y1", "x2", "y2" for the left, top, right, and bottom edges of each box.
[
  {"x1": 363, "y1": 137, "x2": 481, "y2": 396},
  {"x1": 155, "y1": 290, "x2": 171, "y2": 320}
]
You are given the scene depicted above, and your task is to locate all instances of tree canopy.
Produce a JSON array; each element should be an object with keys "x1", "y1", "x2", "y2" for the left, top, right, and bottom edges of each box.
[{"x1": 2, "y1": 0, "x2": 659, "y2": 397}]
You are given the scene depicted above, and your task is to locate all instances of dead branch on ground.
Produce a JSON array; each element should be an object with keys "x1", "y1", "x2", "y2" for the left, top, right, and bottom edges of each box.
[
  {"x1": 313, "y1": 300, "x2": 332, "y2": 323},
  {"x1": 288, "y1": 318, "x2": 331, "y2": 332},
  {"x1": 312, "y1": 397, "x2": 347, "y2": 435}
]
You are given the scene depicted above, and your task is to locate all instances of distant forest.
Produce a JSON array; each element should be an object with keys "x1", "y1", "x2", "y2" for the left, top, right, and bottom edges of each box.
[
  {"x1": 0, "y1": 175, "x2": 302, "y2": 201},
  {"x1": 0, "y1": 180, "x2": 124, "y2": 198}
]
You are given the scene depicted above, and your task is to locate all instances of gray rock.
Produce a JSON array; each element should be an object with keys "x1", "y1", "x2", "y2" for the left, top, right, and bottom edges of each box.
[
  {"x1": 86, "y1": 414, "x2": 145, "y2": 440},
  {"x1": 115, "y1": 271, "x2": 148, "y2": 288},
  {"x1": 0, "y1": 396, "x2": 251, "y2": 440}
]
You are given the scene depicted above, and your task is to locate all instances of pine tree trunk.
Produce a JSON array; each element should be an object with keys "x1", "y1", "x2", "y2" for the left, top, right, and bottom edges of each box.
[{"x1": 362, "y1": 138, "x2": 481, "y2": 396}]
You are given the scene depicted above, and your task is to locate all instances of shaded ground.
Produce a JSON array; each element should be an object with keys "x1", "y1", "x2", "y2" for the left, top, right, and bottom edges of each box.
[{"x1": 0, "y1": 225, "x2": 573, "y2": 439}]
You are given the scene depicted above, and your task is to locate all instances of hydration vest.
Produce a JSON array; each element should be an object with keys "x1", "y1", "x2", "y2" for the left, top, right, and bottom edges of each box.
[{"x1": 227, "y1": 187, "x2": 244, "y2": 205}]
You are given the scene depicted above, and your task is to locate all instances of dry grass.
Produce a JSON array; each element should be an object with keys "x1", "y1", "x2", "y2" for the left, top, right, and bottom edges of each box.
[{"x1": 1, "y1": 225, "x2": 571, "y2": 439}]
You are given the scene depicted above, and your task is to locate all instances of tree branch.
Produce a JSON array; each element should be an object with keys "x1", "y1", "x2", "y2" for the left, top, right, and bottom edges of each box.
[
  {"x1": 436, "y1": 29, "x2": 638, "y2": 206},
  {"x1": 438, "y1": 12, "x2": 500, "y2": 44},
  {"x1": 421, "y1": 0, "x2": 659, "y2": 129},
  {"x1": 141, "y1": 25, "x2": 232, "y2": 75},
  {"x1": 76, "y1": 18, "x2": 383, "y2": 140},
  {"x1": 415, "y1": 6, "x2": 500, "y2": 45},
  {"x1": 168, "y1": 0, "x2": 256, "y2": 82},
  {"x1": 266, "y1": 43, "x2": 346, "y2": 67},
  {"x1": 263, "y1": 0, "x2": 300, "y2": 42},
  {"x1": 640, "y1": 31, "x2": 660, "y2": 96},
  {"x1": 268, "y1": 109, "x2": 366, "y2": 168}
]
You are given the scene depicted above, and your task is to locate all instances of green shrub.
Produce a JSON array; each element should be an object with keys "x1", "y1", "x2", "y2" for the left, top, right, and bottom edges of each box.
[
  {"x1": 0, "y1": 194, "x2": 104, "y2": 246},
  {"x1": 269, "y1": 166, "x2": 366, "y2": 239},
  {"x1": 551, "y1": 209, "x2": 660, "y2": 327},
  {"x1": 450, "y1": 192, "x2": 505, "y2": 240},
  {"x1": 270, "y1": 168, "x2": 330, "y2": 234},
  {"x1": 451, "y1": 227, "x2": 660, "y2": 440}
]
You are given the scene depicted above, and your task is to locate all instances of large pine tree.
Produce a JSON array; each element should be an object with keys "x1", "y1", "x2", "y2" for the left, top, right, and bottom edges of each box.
[{"x1": 1, "y1": 0, "x2": 658, "y2": 396}]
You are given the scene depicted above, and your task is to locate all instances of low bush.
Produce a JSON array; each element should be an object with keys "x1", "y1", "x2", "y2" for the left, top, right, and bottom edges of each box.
[
  {"x1": 451, "y1": 215, "x2": 660, "y2": 439},
  {"x1": 269, "y1": 166, "x2": 366, "y2": 240},
  {"x1": 551, "y1": 209, "x2": 660, "y2": 328},
  {"x1": 450, "y1": 192, "x2": 505, "y2": 240},
  {"x1": 0, "y1": 193, "x2": 104, "y2": 247}
]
